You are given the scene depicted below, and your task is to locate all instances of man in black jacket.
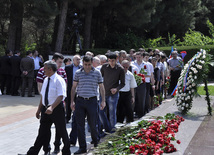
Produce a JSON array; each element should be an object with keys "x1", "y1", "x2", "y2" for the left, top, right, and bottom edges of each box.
[
  {"x1": 64, "y1": 54, "x2": 81, "y2": 146},
  {"x1": 0, "y1": 49, "x2": 13, "y2": 95},
  {"x1": 10, "y1": 50, "x2": 22, "y2": 96}
]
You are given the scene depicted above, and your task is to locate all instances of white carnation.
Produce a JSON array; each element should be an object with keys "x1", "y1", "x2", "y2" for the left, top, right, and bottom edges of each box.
[
  {"x1": 186, "y1": 104, "x2": 189, "y2": 107},
  {"x1": 181, "y1": 107, "x2": 184, "y2": 110}
]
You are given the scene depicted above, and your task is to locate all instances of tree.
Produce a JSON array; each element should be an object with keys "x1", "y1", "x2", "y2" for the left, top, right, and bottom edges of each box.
[
  {"x1": 92, "y1": 0, "x2": 157, "y2": 48},
  {"x1": 0, "y1": 0, "x2": 10, "y2": 49},
  {"x1": 71, "y1": 0, "x2": 101, "y2": 50},
  {"x1": 7, "y1": 0, "x2": 24, "y2": 51},
  {"x1": 55, "y1": 0, "x2": 68, "y2": 53},
  {"x1": 147, "y1": 0, "x2": 203, "y2": 39}
]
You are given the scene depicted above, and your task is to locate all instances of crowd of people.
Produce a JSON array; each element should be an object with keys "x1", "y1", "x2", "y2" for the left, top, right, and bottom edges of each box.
[{"x1": 0, "y1": 48, "x2": 184, "y2": 155}]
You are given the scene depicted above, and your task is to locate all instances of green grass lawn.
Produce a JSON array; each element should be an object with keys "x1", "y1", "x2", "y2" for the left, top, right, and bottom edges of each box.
[{"x1": 197, "y1": 85, "x2": 214, "y2": 96}]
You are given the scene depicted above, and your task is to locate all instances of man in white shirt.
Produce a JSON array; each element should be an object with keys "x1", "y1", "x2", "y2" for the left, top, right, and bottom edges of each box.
[
  {"x1": 32, "y1": 50, "x2": 44, "y2": 95},
  {"x1": 143, "y1": 52, "x2": 155, "y2": 113},
  {"x1": 131, "y1": 52, "x2": 151, "y2": 118},
  {"x1": 25, "y1": 60, "x2": 70, "y2": 155},
  {"x1": 117, "y1": 60, "x2": 137, "y2": 123}
]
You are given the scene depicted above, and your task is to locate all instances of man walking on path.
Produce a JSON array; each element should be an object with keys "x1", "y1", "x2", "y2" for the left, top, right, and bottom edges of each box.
[
  {"x1": 70, "y1": 55, "x2": 106, "y2": 154},
  {"x1": 36, "y1": 52, "x2": 67, "y2": 154},
  {"x1": 65, "y1": 55, "x2": 81, "y2": 146},
  {"x1": 21, "y1": 60, "x2": 70, "y2": 155},
  {"x1": 101, "y1": 52, "x2": 125, "y2": 129},
  {"x1": 117, "y1": 60, "x2": 137, "y2": 123}
]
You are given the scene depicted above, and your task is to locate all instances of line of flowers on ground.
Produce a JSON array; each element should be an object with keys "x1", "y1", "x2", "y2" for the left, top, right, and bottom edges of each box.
[{"x1": 94, "y1": 113, "x2": 184, "y2": 155}]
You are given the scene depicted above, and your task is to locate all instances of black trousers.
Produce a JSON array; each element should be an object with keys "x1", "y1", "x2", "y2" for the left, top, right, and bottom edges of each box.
[
  {"x1": 0, "y1": 74, "x2": 11, "y2": 94},
  {"x1": 117, "y1": 91, "x2": 133, "y2": 123},
  {"x1": 11, "y1": 76, "x2": 21, "y2": 95},
  {"x1": 135, "y1": 83, "x2": 146, "y2": 118},
  {"x1": 145, "y1": 83, "x2": 151, "y2": 113},
  {"x1": 27, "y1": 102, "x2": 70, "y2": 155},
  {"x1": 33, "y1": 70, "x2": 39, "y2": 94},
  {"x1": 169, "y1": 70, "x2": 181, "y2": 95},
  {"x1": 75, "y1": 97, "x2": 99, "y2": 149}
]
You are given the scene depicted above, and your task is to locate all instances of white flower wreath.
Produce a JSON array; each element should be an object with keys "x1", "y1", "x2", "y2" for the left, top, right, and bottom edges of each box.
[{"x1": 176, "y1": 49, "x2": 210, "y2": 114}]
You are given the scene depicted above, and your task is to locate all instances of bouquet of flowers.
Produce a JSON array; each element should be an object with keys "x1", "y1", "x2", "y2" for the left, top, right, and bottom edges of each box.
[
  {"x1": 134, "y1": 71, "x2": 145, "y2": 86},
  {"x1": 176, "y1": 49, "x2": 211, "y2": 114}
]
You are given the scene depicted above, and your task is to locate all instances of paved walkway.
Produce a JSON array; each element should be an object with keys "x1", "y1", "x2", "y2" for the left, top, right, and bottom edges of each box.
[{"x1": 0, "y1": 94, "x2": 214, "y2": 155}]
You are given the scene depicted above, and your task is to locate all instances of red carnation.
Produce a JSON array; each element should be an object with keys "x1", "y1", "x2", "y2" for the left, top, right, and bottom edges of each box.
[
  {"x1": 177, "y1": 140, "x2": 181, "y2": 144},
  {"x1": 134, "y1": 71, "x2": 137, "y2": 74},
  {"x1": 144, "y1": 65, "x2": 147, "y2": 69}
]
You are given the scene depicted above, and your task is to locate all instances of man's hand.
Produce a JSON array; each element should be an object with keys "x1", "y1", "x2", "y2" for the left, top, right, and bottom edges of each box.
[
  {"x1": 131, "y1": 97, "x2": 135, "y2": 105},
  {"x1": 100, "y1": 101, "x2": 106, "y2": 110},
  {"x1": 36, "y1": 110, "x2": 41, "y2": 119},
  {"x1": 45, "y1": 106, "x2": 53, "y2": 114},
  {"x1": 71, "y1": 101, "x2": 75, "y2": 111},
  {"x1": 156, "y1": 84, "x2": 159, "y2": 90},
  {"x1": 110, "y1": 88, "x2": 117, "y2": 94}
]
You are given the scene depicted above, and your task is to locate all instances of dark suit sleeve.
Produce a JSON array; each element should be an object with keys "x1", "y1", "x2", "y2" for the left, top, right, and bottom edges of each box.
[
  {"x1": 20, "y1": 59, "x2": 24, "y2": 72},
  {"x1": 28, "y1": 59, "x2": 35, "y2": 73},
  {"x1": 116, "y1": 68, "x2": 125, "y2": 91}
]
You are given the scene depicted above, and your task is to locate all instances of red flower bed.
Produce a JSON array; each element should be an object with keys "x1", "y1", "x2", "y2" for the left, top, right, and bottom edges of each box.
[{"x1": 129, "y1": 115, "x2": 184, "y2": 155}]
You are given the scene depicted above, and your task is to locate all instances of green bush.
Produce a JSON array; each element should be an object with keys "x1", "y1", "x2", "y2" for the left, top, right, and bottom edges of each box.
[
  {"x1": 0, "y1": 45, "x2": 5, "y2": 56},
  {"x1": 181, "y1": 29, "x2": 214, "y2": 46}
]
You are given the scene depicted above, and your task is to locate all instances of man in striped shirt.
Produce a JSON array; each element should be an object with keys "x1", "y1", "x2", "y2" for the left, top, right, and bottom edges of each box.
[
  {"x1": 36, "y1": 52, "x2": 67, "y2": 154},
  {"x1": 70, "y1": 55, "x2": 105, "y2": 154}
]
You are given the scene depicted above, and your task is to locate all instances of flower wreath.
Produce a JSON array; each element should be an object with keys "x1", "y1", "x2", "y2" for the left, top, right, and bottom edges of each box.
[{"x1": 176, "y1": 49, "x2": 211, "y2": 114}]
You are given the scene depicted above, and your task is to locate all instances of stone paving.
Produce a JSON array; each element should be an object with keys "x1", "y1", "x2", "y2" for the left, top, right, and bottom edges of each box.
[{"x1": 0, "y1": 94, "x2": 214, "y2": 155}]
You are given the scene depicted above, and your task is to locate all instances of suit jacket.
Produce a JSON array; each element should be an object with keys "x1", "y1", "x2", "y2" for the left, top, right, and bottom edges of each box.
[
  {"x1": 65, "y1": 64, "x2": 82, "y2": 101},
  {"x1": 0, "y1": 55, "x2": 11, "y2": 75},
  {"x1": 20, "y1": 56, "x2": 35, "y2": 78},
  {"x1": 11, "y1": 55, "x2": 22, "y2": 77}
]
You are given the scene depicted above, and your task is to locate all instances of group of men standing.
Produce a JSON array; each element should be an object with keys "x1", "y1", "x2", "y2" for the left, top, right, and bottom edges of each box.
[
  {"x1": 14, "y1": 48, "x2": 183, "y2": 155},
  {"x1": 0, "y1": 50, "x2": 43, "y2": 97}
]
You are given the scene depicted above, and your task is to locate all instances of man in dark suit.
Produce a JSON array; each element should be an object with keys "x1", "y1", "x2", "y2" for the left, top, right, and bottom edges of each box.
[
  {"x1": 0, "y1": 49, "x2": 13, "y2": 95},
  {"x1": 10, "y1": 50, "x2": 22, "y2": 96},
  {"x1": 64, "y1": 54, "x2": 81, "y2": 146},
  {"x1": 20, "y1": 51, "x2": 35, "y2": 97}
]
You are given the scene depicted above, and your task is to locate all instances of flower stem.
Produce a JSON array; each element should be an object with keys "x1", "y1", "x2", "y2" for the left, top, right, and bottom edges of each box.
[{"x1": 204, "y1": 79, "x2": 212, "y2": 115}]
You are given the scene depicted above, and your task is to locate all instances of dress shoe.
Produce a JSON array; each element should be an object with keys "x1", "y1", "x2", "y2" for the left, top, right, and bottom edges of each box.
[
  {"x1": 53, "y1": 146, "x2": 60, "y2": 154},
  {"x1": 94, "y1": 143, "x2": 98, "y2": 147},
  {"x1": 70, "y1": 142, "x2": 76, "y2": 146},
  {"x1": 44, "y1": 151, "x2": 50, "y2": 155},
  {"x1": 18, "y1": 154, "x2": 27, "y2": 155},
  {"x1": 74, "y1": 148, "x2": 87, "y2": 154}
]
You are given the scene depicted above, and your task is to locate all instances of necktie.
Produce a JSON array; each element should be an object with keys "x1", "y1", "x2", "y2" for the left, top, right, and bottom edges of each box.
[{"x1": 45, "y1": 78, "x2": 50, "y2": 106}]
